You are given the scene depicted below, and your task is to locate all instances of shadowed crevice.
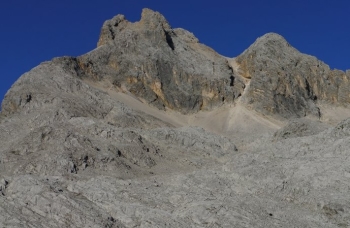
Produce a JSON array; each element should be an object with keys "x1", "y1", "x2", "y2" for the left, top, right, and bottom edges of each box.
[{"x1": 165, "y1": 31, "x2": 175, "y2": 50}]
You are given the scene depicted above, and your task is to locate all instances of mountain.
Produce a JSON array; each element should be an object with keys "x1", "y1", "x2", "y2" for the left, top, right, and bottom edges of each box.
[{"x1": 1, "y1": 8, "x2": 349, "y2": 227}]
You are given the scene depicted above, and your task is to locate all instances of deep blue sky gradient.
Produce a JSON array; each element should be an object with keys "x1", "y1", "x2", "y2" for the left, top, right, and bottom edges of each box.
[{"x1": 1, "y1": 0, "x2": 349, "y2": 103}]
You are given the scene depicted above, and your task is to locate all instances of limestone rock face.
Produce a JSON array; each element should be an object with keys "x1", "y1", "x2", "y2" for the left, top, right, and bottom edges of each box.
[
  {"x1": 236, "y1": 33, "x2": 350, "y2": 119},
  {"x1": 90, "y1": 8, "x2": 244, "y2": 113}
]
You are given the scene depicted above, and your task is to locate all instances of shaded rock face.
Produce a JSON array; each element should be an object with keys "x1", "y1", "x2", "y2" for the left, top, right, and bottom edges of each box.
[{"x1": 236, "y1": 33, "x2": 350, "y2": 119}]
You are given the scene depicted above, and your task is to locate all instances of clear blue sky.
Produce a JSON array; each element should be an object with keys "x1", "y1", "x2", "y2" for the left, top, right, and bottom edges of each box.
[{"x1": 1, "y1": 0, "x2": 349, "y2": 104}]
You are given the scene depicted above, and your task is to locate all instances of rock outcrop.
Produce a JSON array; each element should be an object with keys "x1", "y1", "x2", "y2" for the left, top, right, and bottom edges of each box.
[
  {"x1": 236, "y1": 33, "x2": 350, "y2": 119},
  {"x1": 82, "y1": 8, "x2": 244, "y2": 113}
]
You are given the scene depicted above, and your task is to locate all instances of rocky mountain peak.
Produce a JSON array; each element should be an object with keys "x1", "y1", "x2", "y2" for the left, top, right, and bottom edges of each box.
[
  {"x1": 139, "y1": 8, "x2": 171, "y2": 31},
  {"x1": 80, "y1": 9, "x2": 245, "y2": 114},
  {"x1": 97, "y1": 9, "x2": 171, "y2": 47},
  {"x1": 97, "y1": 14, "x2": 128, "y2": 47},
  {"x1": 238, "y1": 32, "x2": 298, "y2": 66},
  {"x1": 254, "y1": 32, "x2": 290, "y2": 46},
  {"x1": 235, "y1": 32, "x2": 350, "y2": 119}
]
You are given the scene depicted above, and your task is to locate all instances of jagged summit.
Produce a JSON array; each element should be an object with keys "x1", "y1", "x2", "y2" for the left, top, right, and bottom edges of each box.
[
  {"x1": 139, "y1": 8, "x2": 171, "y2": 30},
  {"x1": 70, "y1": 8, "x2": 245, "y2": 114},
  {"x1": 98, "y1": 8, "x2": 172, "y2": 47}
]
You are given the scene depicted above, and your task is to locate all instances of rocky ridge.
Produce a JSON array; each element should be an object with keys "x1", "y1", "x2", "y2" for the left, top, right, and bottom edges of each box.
[{"x1": 1, "y1": 8, "x2": 350, "y2": 228}]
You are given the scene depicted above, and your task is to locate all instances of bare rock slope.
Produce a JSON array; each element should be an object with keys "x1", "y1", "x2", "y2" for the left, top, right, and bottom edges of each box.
[
  {"x1": 236, "y1": 33, "x2": 350, "y2": 119},
  {"x1": 1, "y1": 8, "x2": 350, "y2": 228}
]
